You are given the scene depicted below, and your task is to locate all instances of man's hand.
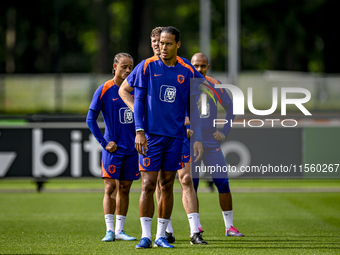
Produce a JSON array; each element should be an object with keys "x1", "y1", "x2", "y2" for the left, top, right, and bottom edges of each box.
[
  {"x1": 193, "y1": 141, "x2": 203, "y2": 162},
  {"x1": 184, "y1": 116, "x2": 190, "y2": 126},
  {"x1": 105, "y1": 141, "x2": 117, "y2": 153},
  {"x1": 213, "y1": 130, "x2": 225, "y2": 141},
  {"x1": 187, "y1": 129, "x2": 193, "y2": 138},
  {"x1": 135, "y1": 132, "x2": 147, "y2": 155}
]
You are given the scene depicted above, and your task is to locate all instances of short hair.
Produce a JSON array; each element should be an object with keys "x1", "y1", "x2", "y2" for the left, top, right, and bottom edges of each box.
[
  {"x1": 112, "y1": 53, "x2": 133, "y2": 75},
  {"x1": 150, "y1": 27, "x2": 164, "y2": 37},
  {"x1": 191, "y1": 53, "x2": 209, "y2": 64},
  {"x1": 161, "y1": 26, "x2": 181, "y2": 43}
]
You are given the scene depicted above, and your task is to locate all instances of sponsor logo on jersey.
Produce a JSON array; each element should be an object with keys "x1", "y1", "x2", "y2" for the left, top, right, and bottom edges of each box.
[
  {"x1": 160, "y1": 85, "x2": 176, "y2": 103},
  {"x1": 119, "y1": 107, "x2": 133, "y2": 124}
]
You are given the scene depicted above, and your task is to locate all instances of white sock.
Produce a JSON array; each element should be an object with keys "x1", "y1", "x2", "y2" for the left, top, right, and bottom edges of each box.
[
  {"x1": 105, "y1": 214, "x2": 114, "y2": 232},
  {"x1": 197, "y1": 214, "x2": 203, "y2": 230},
  {"x1": 115, "y1": 215, "x2": 126, "y2": 233},
  {"x1": 187, "y1": 213, "x2": 199, "y2": 236},
  {"x1": 155, "y1": 218, "x2": 170, "y2": 240},
  {"x1": 222, "y1": 210, "x2": 233, "y2": 229},
  {"x1": 140, "y1": 217, "x2": 153, "y2": 240},
  {"x1": 166, "y1": 218, "x2": 174, "y2": 234}
]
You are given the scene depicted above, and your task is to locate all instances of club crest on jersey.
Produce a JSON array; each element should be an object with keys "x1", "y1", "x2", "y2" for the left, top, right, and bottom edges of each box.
[
  {"x1": 119, "y1": 107, "x2": 133, "y2": 124},
  {"x1": 177, "y1": 74, "x2": 185, "y2": 84},
  {"x1": 160, "y1": 85, "x2": 176, "y2": 103},
  {"x1": 143, "y1": 157, "x2": 151, "y2": 167},
  {"x1": 108, "y1": 165, "x2": 116, "y2": 174}
]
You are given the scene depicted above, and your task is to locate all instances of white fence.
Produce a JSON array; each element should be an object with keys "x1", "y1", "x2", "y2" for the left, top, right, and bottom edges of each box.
[{"x1": 0, "y1": 71, "x2": 339, "y2": 114}]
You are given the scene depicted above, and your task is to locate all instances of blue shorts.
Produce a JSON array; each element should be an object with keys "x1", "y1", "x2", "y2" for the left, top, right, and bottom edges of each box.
[
  {"x1": 191, "y1": 146, "x2": 230, "y2": 193},
  {"x1": 102, "y1": 150, "x2": 140, "y2": 181},
  {"x1": 139, "y1": 133, "x2": 183, "y2": 172},
  {"x1": 182, "y1": 136, "x2": 191, "y2": 163}
]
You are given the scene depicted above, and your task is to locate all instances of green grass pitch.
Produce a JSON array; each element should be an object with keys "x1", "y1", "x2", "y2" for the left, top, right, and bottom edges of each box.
[{"x1": 0, "y1": 179, "x2": 339, "y2": 254}]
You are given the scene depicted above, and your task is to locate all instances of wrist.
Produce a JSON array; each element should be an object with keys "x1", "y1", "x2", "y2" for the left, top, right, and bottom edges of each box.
[{"x1": 136, "y1": 128, "x2": 145, "y2": 135}]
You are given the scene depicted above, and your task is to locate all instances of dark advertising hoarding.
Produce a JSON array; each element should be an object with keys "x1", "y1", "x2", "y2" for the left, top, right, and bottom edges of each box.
[{"x1": 1, "y1": 125, "x2": 310, "y2": 178}]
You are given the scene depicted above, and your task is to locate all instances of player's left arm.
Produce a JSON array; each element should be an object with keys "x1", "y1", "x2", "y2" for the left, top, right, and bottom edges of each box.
[{"x1": 184, "y1": 117, "x2": 193, "y2": 138}]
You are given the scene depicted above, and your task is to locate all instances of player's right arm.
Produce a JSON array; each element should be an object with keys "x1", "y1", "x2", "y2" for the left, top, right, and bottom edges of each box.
[
  {"x1": 118, "y1": 61, "x2": 144, "y2": 112},
  {"x1": 86, "y1": 85, "x2": 116, "y2": 152},
  {"x1": 132, "y1": 60, "x2": 148, "y2": 155},
  {"x1": 86, "y1": 109, "x2": 108, "y2": 148},
  {"x1": 119, "y1": 62, "x2": 144, "y2": 112},
  {"x1": 134, "y1": 86, "x2": 147, "y2": 155},
  {"x1": 119, "y1": 79, "x2": 134, "y2": 112},
  {"x1": 105, "y1": 141, "x2": 117, "y2": 153},
  {"x1": 86, "y1": 85, "x2": 108, "y2": 148}
]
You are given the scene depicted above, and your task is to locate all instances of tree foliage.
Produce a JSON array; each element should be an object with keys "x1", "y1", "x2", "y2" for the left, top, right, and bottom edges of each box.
[{"x1": 0, "y1": 0, "x2": 337, "y2": 74}]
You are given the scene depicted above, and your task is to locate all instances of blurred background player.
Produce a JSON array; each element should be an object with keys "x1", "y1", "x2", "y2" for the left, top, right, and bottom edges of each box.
[
  {"x1": 190, "y1": 53, "x2": 244, "y2": 237},
  {"x1": 86, "y1": 53, "x2": 139, "y2": 242},
  {"x1": 118, "y1": 27, "x2": 163, "y2": 111},
  {"x1": 120, "y1": 26, "x2": 207, "y2": 248},
  {"x1": 162, "y1": 113, "x2": 200, "y2": 243},
  {"x1": 150, "y1": 27, "x2": 163, "y2": 57}
]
